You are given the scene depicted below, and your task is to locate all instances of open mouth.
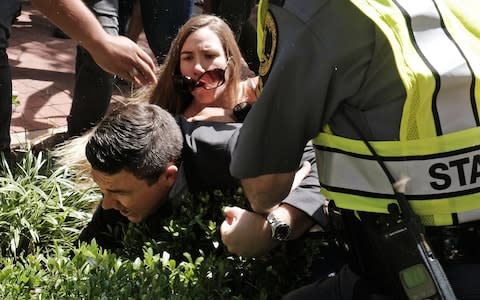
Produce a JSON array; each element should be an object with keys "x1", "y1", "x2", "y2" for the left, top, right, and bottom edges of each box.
[{"x1": 173, "y1": 68, "x2": 226, "y2": 93}]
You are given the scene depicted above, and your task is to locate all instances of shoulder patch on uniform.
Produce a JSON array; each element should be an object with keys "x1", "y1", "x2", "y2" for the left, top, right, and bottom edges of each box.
[{"x1": 258, "y1": 11, "x2": 278, "y2": 94}]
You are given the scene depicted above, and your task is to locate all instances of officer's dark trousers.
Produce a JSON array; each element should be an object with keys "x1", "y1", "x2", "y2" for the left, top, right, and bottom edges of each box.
[
  {"x1": 0, "y1": 0, "x2": 20, "y2": 151},
  {"x1": 283, "y1": 211, "x2": 480, "y2": 299},
  {"x1": 68, "y1": 0, "x2": 192, "y2": 137},
  {"x1": 283, "y1": 265, "x2": 396, "y2": 300},
  {"x1": 283, "y1": 263, "x2": 480, "y2": 300}
]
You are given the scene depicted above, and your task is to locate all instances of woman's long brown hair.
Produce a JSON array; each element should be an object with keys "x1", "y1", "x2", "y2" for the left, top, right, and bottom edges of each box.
[{"x1": 143, "y1": 14, "x2": 244, "y2": 115}]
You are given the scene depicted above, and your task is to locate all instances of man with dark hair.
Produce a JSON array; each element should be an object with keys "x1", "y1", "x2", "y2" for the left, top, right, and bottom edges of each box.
[
  {"x1": 77, "y1": 104, "x2": 185, "y2": 248},
  {"x1": 85, "y1": 104, "x2": 183, "y2": 224}
]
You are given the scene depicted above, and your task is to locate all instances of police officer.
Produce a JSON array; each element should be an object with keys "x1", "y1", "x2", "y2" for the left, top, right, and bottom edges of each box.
[{"x1": 230, "y1": 0, "x2": 480, "y2": 298}]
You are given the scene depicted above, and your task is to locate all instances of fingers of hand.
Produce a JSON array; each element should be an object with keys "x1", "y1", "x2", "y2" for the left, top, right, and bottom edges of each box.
[
  {"x1": 125, "y1": 49, "x2": 157, "y2": 85},
  {"x1": 126, "y1": 64, "x2": 148, "y2": 85},
  {"x1": 220, "y1": 219, "x2": 233, "y2": 244},
  {"x1": 291, "y1": 161, "x2": 312, "y2": 191},
  {"x1": 129, "y1": 67, "x2": 139, "y2": 78},
  {"x1": 136, "y1": 51, "x2": 157, "y2": 84},
  {"x1": 303, "y1": 160, "x2": 312, "y2": 170},
  {"x1": 223, "y1": 207, "x2": 236, "y2": 225}
]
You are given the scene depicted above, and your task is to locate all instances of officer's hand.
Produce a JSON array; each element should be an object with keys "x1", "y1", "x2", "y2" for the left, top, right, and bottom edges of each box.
[{"x1": 220, "y1": 206, "x2": 275, "y2": 257}]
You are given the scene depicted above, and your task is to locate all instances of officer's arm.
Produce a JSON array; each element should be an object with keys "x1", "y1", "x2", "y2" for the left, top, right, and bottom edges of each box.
[{"x1": 241, "y1": 172, "x2": 295, "y2": 213}]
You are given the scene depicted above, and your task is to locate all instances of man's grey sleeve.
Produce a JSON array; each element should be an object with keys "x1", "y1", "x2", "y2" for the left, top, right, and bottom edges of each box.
[
  {"x1": 178, "y1": 117, "x2": 243, "y2": 191},
  {"x1": 281, "y1": 141, "x2": 328, "y2": 228}
]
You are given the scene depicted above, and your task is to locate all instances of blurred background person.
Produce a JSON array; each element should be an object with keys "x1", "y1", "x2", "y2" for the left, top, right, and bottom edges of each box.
[{"x1": 0, "y1": 0, "x2": 21, "y2": 160}]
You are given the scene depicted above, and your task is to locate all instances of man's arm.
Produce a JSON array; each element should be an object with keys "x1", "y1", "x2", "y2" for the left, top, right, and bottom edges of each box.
[
  {"x1": 31, "y1": 0, "x2": 157, "y2": 85},
  {"x1": 241, "y1": 172, "x2": 295, "y2": 213},
  {"x1": 221, "y1": 203, "x2": 316, "y2": 257},
  {"x1": 221, "y1": 143, "x2": 325, "y2": 257}
]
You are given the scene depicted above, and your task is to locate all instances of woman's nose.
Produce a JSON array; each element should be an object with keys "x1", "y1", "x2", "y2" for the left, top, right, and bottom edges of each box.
[{"x1": 193, "y1": 61, "x2": 205, "y2": 76}]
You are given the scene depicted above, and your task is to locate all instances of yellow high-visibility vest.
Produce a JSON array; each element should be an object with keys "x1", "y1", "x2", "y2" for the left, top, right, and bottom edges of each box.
[{"x1": 313, "y1": 0, "x2": 480, "y2": 226}]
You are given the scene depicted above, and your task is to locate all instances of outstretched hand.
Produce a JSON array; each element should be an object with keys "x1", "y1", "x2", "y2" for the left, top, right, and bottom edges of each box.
[
  {"x1": 31, "y1": 0, "x2": 157, "y2": 86},
  {"x1": 291, "y1": 161, "x2": 311, "y2": 191},
  {"x1": 91, "y1": 35, "x2": 157, "y2": 85}
]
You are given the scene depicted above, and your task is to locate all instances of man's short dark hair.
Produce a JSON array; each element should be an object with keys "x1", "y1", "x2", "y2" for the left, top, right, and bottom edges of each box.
[{"x1": 85, "y1": 104, "x2": 183, "y2": 185}]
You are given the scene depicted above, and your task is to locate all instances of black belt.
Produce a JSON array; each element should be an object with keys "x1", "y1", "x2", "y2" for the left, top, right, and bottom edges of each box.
[{"x1": 426, "y1": 221, "x2": 480, "y2": 264}]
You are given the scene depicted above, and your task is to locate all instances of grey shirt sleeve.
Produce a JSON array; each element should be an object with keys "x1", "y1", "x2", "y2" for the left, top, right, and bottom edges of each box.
[{"x1": 178, "y1": 116, "x2": 243, "y2": 191}]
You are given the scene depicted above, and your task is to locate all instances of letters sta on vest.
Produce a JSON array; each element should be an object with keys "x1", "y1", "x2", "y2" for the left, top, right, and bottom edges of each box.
[{"x1": 313, "y1": 0, "x2": 480, "y2": 226}]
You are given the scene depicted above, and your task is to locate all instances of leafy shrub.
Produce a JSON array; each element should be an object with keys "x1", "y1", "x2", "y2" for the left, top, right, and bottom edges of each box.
[
  {"x1": 0, "y1": 151, "x2": 98, "y2": 257},
  {"x1": 0, "y1": 152, "x2": 333, "y2": 299}
]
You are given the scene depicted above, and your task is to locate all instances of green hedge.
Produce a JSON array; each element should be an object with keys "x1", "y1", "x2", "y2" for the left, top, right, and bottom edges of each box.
[{"x1": 0, "y1": 152, "x2": 328, "y2": 299}]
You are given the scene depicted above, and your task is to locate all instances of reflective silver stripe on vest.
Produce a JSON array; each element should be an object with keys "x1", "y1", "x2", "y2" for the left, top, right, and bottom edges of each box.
[
  {"x1": 395, "y1": 0, "x2": 477, "y2": 134},
  {"x1": 316, "y1": 146, "x2": 480, "y2": 198},
  {"x1": 458, "y1": 208, "x2": 480, "y2": 224}
]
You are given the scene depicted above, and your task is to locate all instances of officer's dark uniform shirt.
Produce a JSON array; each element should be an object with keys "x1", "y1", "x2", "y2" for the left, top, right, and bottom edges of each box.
[
  {"x1": 231, "y1": 0, "x2": 406, "y2": 178},
  {"x1": 79, "y1": 117, "x2": 326, "y2": 250}
]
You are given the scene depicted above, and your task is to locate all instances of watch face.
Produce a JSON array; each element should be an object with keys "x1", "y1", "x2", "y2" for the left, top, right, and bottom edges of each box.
[
  {"x1": 268, "y1": 213, "x2": 291, "y2": 241},
  {"x1": 273, "y1": 223, "x2": 290, "y2": 241}
]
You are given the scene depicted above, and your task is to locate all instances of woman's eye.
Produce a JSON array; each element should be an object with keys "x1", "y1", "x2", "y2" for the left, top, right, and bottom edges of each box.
[{"x1": 205, "y1": 53, "x2": 218, "y2": 60}]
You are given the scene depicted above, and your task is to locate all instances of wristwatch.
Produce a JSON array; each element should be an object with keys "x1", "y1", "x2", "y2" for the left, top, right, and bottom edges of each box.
[{"x1": 267, "y1": 212, "x2": 291, "y2": 241}]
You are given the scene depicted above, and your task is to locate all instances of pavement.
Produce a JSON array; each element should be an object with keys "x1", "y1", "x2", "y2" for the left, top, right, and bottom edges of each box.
[{"x1": 8, "y1": 1, "x2": 151, "y2": 149}]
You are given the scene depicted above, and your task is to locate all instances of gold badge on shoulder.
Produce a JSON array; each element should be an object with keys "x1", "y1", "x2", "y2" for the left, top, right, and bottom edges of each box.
[{"x1": 259, "y1": 11, "x2": 278, "y2": 79}]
